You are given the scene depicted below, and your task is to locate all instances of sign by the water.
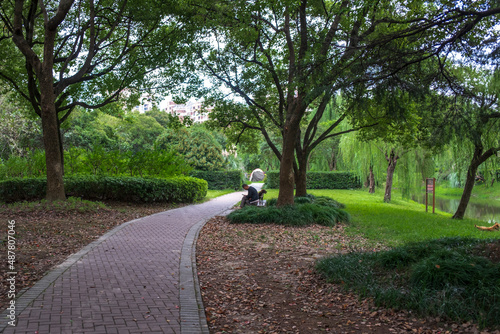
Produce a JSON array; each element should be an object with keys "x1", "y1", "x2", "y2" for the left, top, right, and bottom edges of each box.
[{"x1": 425, "y1": 178, "x2": 436, "y2": 214}]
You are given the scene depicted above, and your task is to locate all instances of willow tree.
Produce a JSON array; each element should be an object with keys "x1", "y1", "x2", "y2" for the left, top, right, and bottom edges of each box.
[
  {"x1": 428, "y1": 67, "x2": 500, "y2": 219},
  {"x1": 187, "y1": 0, "x2": 500, "y2": 206},
  {"x1": 0, "y1": 0, "x2": 193, "y2": 200}
]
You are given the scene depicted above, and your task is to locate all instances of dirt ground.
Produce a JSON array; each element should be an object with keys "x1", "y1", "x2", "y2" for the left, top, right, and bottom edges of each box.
[{"x1": 197, "y1": 216, "x2": 499, "y2": 334}]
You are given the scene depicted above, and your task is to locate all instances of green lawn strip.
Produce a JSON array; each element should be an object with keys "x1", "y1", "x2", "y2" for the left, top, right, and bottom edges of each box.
[
  {"x1": 304, "y1": 189, "x2": 497, "y2": 246},
  {"x1": 204, "y1": 189, "x2": 236, "y2": 200}
]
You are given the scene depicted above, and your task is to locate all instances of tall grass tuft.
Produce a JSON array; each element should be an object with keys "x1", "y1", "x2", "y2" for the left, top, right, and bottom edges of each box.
[{"x1": 316, "y1": 237, "x2": 500, "y2": 329}]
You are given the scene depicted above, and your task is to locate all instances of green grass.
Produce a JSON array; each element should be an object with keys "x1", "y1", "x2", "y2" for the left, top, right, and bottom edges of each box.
[
  {"x1": 263, "y1": 188, "x2": 498, "y2": 247},
  {"x1": 204, "y1": 189, "x2": 236, "y2": 200}
]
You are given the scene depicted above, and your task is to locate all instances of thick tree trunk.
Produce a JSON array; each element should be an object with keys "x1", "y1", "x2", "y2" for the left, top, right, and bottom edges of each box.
[
  {"x1": 384, "y1": 150, "x2": 398, "y2": 202},
  {"x1": 277, "y1": 134, "x2": 296, "y2": 206},
  {"x1": 452, "y1": 144, "x2": 499, "y2": 219},
  {"x1": 277, "y1": 114, "x2": 302, "y2": 206},
  {"x1": 40, "y1": 30, "x2": 65, "y2": 201},
  {"x1": 40, "y1": 95, "x2": 66, "y2": 201},
  {"x1": 369, "y1": 165, "x2": 375, "y2": 194}
]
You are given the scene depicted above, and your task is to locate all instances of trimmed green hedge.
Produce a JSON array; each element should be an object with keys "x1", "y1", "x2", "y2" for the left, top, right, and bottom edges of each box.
[
  {"x1": 189, "y1": 170, "x2": 242, "y2": 190},
  {"x1": 266, "y1": 171, "x2": 360, "y2": 189},
  {"x1": 0, "y1": 176, "x2": 207, "y2": 203}
]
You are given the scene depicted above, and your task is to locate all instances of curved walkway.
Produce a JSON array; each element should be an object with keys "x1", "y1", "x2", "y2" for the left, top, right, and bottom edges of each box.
[{"x1": 1, "y1": 186, "x2": 260, "y2": 334}]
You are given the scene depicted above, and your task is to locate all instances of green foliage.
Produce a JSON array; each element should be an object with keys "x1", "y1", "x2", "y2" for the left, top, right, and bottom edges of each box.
[
  {"x1": 227, "y1": 194, "x2": 350, "y2": 226},
  {"x1": 0, "y1": 150, "x2": 46, "y2": 179},
  {"x1": 0, "y1": 147, "x2": 191, "y2": 180},
  {"x1": 317, "y1": 238, "x2": 500, "y2": 329},
  {"x1": 156, "y1": 127, "x2": 227, "y2": 171},
  {"x1": 190, "y1": 170, "x2": 242, "y2": 190},
  {"x1": 266, "y1": 171, "x2": 360, "y2": 189},
  {"x1": 64, "y1": 109, "x2": 166, "y2": 152},
  {"x1": 0, "y1": 94, "x2": 43, "y2": 160},
  {"x1": 0, "y1": 176, "x2": 207, "y2": 203}
]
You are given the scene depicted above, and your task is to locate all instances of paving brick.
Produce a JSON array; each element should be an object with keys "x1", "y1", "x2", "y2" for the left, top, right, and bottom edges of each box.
[{"x1": 0, "y1": 190, "x2": 247, "y2": 334}]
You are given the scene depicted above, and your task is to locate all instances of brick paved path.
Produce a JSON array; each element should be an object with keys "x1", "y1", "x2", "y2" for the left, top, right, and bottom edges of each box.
[{"x1": 1, "y1": 188, "x2": 256, "y2": 334}]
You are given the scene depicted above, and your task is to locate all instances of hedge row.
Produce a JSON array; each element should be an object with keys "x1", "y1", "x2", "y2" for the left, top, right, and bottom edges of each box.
[
  {"x1": 189, "y1": 170, "x2": 242, "y2": 190},
  {"x1": 0, "y1": 176, "x2": 207, "y2": 203},
  {"x1": 266, "y1": 171, "x2": 360, "y2": 189}
]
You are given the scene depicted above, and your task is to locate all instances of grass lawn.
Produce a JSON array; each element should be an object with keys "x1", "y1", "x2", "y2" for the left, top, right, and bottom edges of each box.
[
  {"x1": 262, "y1": 188, "x2": 499, "y2": 247},
  {"x1": 204, "y1": 189, "x2": 236, "y2": 200}
]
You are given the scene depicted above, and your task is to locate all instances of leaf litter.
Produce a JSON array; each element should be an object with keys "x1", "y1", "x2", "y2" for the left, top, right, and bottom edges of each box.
[{"x1": 197, "y1": 216, "x2": 495, "y2": 334}]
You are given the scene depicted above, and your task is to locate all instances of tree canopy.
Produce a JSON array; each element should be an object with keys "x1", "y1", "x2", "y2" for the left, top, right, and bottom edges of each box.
[
  {"x1": 186, "y1": 0, "x2": 500, "y2": 205},
  {"x1": 0, "y1": 0, "x2": 197, "y2": 200}
]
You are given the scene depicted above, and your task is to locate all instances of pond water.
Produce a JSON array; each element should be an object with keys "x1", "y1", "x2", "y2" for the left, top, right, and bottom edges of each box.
[{"x1": 412, "y1": 194, "x2": 500, "y2": 222}]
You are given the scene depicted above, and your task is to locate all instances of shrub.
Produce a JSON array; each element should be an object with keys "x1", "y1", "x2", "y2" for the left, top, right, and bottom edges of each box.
[
  {"x1": 0, "y1": 177, "x2": 47, "y2": 202},
  {"x1": 317, "y1": 237, "x2": 500, "y2": 329},
  {"x1": 266, "y1": 171, "x2": 360, "y2": 189},
  {"x1": 190, "y1": 170, "x2": 242, "y2": 190},
  {"x1": 0, "y1": 176, "x2": 207, "y2": 203},
  {"x1": 227, "y1": 194, "x2": 350, "y2": 226}
]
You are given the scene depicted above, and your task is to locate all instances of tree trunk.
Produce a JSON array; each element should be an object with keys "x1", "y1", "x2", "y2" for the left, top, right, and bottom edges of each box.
[
  {"x1": 329, "y1": 148, "x2": 337, "y2": 171},
  {"x1": 40, "y1": 30, "x2": 66, "y2": 201},
  {"x1": 384, "y1": 149, "x2": 398, "y2": 202},
  {"x1": 40, "y1": 92, "x2": 66, "y2": 201},
  {"x1": 452, "y1": 145, "x2": 482, "y2": 219},
  {"x1": 369, "y1": 165, "x2": 375, "y2": 193},
  {"x1": 295, "y1": 154, "x2": 308, "y2": 197},
  {"x1": 277, "y1": 113, "x2": 302, "y2": 206}
]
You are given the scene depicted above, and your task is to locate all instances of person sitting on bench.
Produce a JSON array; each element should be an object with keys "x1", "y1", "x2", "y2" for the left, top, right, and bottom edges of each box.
[{"x1": 241, "y1": 184, "x2": 259, "y2": 208}]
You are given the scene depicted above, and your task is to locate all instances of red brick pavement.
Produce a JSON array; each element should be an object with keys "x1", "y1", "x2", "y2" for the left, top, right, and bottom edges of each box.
[{"x1": 2, "y1": 191, "x2": 246, "y2": 334}]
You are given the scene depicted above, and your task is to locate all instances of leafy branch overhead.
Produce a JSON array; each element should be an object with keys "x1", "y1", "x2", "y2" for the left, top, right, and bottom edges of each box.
[{"x1": 187, "y1": 0, "x2": 499, "y2": 204}]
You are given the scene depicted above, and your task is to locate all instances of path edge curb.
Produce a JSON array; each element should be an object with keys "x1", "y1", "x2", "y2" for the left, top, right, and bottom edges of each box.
[{"x1": 179, "y1": 207, "x2": 235, "y2": 334}]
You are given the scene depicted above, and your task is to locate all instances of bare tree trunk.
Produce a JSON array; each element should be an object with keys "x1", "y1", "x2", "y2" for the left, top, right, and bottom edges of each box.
[
  {"x1": 453, "y1": 145, "x2": 482, "y2": 219},
  {"x1": 277, "y1": 118, "x2": 299, "y2": 206},
  {"x1": 384, "y1": 149, "x2": 399, "y2": 202},
  {"x1": 40, "y1": 80, "x2": 65, "y2": 201},
  {"x1": 328, "y1": 147, "x2": 337, "y2": 171},
  {"x1": 369, "y1": 165, "x2": 375, "y2": 193},
  {"x1": 42, "y1": 30, "x2": 66, "y2": 200},
  {"x1": 452, "y1": 143, "x2": 500, "y2": 218}
]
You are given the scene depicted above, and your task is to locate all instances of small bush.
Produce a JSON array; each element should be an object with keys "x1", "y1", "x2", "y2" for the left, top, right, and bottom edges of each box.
[
  {"x1": 190, "y1": 170, "x2": 242, "y2": 190},
  {"x1": 227, "y1": 194, "x2": 350, "y2": 226},
  {"x1": 317, "y1": 237, "x2": 500, "y2": 329},
  {"x1": 0, "y1": 176, "x2": 207, "y2": 203}
]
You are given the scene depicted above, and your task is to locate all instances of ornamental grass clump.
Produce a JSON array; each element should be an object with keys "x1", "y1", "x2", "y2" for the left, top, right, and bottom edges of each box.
[
  {"x1": 227, "y1": 194, "x2": 350, "y2": 226},
  {"x1": 316, "y1": 237, "x2": 500, "y2": 329}
]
